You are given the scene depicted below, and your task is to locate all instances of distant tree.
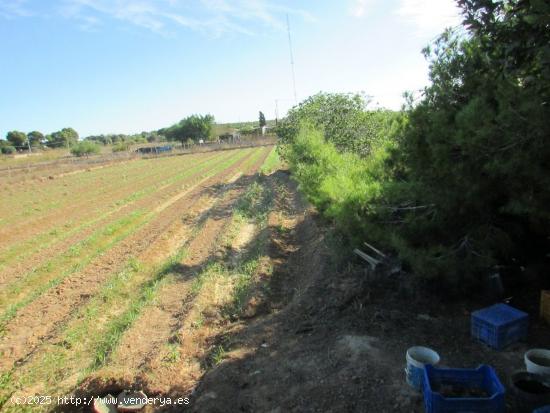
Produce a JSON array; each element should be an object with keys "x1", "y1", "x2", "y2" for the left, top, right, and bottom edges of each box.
[
  {"x1": 112, "y1": 135, "x2": 122, "y2": 144},
  {"x1": 239, "y1": 125, "x2": 256, "y2": 135},
  {"x1": 147, "y1": 131, "x2": 164, "y2": 143},
  {"x1": 259, "y1": 111, "x2": 266, "y2": 128},
  {"x1": 71, "y1": 141, "x2": 100, "y2": 157},
  {"x1": 166, "y1": 114, "x2": 215, "y2": 145},
  {"x1": 27, "y1": 131, "x2": 44, "y2": 147},
  {"x1": 6, "y1": 131, "x2": 27, "y2": 148},
  {"x1": 47, "y1": 128, "x2": 79, "y2": 148},
  {"x1": 85, "y1": 135, "x2": 111, "y2": 145}
]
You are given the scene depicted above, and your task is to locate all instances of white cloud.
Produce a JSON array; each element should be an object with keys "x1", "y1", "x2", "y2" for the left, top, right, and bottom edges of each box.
[
  {"x1": 396, "y1": 0, "x2": 462, "y2": 36},
  {"x1": 61, "y1": 0, "x2": 175, "y2": 33},
  {"x1": 58, "y1": 0, "x2": 312, "y2": 36}
]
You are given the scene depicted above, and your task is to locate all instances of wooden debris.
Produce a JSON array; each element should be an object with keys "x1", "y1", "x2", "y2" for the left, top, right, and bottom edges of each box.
[
  {"x1": 355, "y1": 242, "x2": 402, "y2": 277},
  {"x1": 363, "y1": 241, "x2": 387, "y2": 259},
  {"x1": 353, "y1": 249, "x2": 381, "y2": 270}
]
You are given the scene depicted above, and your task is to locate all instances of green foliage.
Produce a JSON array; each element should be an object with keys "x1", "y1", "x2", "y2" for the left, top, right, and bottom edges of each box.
[
  {"x1": 6, "y1": 131, "x2": 26, "y2": 147},
  {"x1": 239, "y1": 125, "x2": 257, "y2": 135},
  {"x1": 112, "y1": 142, "x2": 130, "y2": 152},
  {"x1": 283, "y1": 1, "x2": 550, "y2": 291},
  {"x1": 147, "y1": 131, "x2": 163, "y2": 142},
  {"x1": 71, "y1": 141, "x2": 100, "y2": 157},
  {"x1": 285, "y1": 127, "x2": 399, "y2": 244},
  {"x1": 47, "y1": 127, "x2": 79, "y2": 148},
  {"x1": 235, "y1": 180, "x2": 273, "y2": 222},
  {"x1": 389, "y1": 0, "x2": 550, "y2": 286},
  {"x1": 278, "y1": 92, "x2": 400, "y2": 157},
  {"x1": 259, "y1": 111, "x2": 266, "y2": 127},
  {"x1": 278, "y1": 93, "x2": 404, "y2": 248},
  {"x1": 209, "y1": 345, "x2": 226, "y2": 366},
  {"x1": 85, "y1": 131, "x2": 161, "y2": 146},
  {"x1": 162, "y1": 114, "x2": 215, "y2": 143},
  {"x1": 1, "y1": 145, "x2": 16, "y2": 154},
  {"x1": 27, "y1": 131, "x2": 44, "y2": 147}
]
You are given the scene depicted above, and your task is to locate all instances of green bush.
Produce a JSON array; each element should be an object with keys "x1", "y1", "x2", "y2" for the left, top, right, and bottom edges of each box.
[
  {"x1": 1, "y1": 146, "x2": 16, "y2": 155},
  {"x1": 112, "y1": 142, "x2": 130, "y2": 152},
  {"x1": 279, "y1": 94, "x2": 405, "y2": 251},
  {"x1": 386, "y1": 0, "x2": 550, "y2": 288},
  {"x1": 71, "y1": 141, "x2": 100, "y2": 157},
  {"x1": 161, "y1": 114, "x2": 215, "y2": 144},
  {"x1": 285, "y1": 126, "x2": 399, "y2": 245},
  {"x1": 278, "y1": 92, "x2": 400, "y2": 157},
  {"x1": 282, "y1": 0, "x2": 550, "y2": 292}
]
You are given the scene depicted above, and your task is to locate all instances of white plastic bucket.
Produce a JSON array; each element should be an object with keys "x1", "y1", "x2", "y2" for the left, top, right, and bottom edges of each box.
[
  {"x1": 525, "y1": 349, "x2": 550, "y2": 377},
  {"x1": 405, "y1": 346, "x2": 440, "y2": 390}
]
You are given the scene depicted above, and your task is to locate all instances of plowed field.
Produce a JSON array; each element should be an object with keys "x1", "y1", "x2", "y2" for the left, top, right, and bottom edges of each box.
[{"x1": 0, "y1": 146, "x2": 279, "y2": 410}]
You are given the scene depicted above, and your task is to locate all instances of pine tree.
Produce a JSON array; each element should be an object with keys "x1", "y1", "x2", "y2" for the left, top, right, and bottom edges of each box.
[{"x1": 259, "y1": 111, "x2": 266, "y2": 128}]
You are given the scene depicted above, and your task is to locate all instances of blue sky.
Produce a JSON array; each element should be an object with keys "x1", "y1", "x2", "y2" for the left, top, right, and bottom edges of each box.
[{"x1": 0, "y1": 0, "x2": 462, "y2": 138}]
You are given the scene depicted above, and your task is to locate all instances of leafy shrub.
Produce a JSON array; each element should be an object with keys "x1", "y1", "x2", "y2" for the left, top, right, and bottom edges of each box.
[
  {"x1": 1, "y1": 146, "x2": 16, "y2": 155},
  {"x1": 112, "y1": 142, "x2": 130, "y2": 152},
  {"x1": 282, "y1": 0, "x2": 550, "y2": 292},
  {"x1": 278, "y1": 92, "x2": 400, "y2": 157},
  {"x1": 279, "y1": 94, "x2": 405, "y2": 250},
  {"x1": 71, "y1": 141, "x2": 100, "y2": 157},
  {"x1": 388, "y1": 0, "x2": 550, "y2": 287},
  {"x1": 161, "y1": 114, "x2": 215, "y2": 143},
  {"x1": 285, "y1": 126, "x2": 400, "y2": 245}
]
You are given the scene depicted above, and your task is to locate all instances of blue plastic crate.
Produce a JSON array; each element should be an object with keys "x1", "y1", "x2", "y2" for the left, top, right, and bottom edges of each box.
[
  {"x1": 423, "y1": 365, "x2": 505, "y2": 413},
  {"x1": 471, "y1": 303, "x2": 528, "y2": 350}
]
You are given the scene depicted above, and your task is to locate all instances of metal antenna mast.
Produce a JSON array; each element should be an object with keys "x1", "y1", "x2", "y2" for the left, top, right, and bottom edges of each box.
[{"x1": 286, "y1": 14, "x2": 297, "y2": 103}]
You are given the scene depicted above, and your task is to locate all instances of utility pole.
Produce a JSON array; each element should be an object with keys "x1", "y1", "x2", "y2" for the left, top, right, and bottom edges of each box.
[
  {"x1": 27, "y1": 138, "x2": 31, "y2": 153},
  {"x1": 275, "y1": 99, "x2": 279, "y2": 126},
  {"x1": 286, "y1": 14, "x2": 298, "y2": 104}
]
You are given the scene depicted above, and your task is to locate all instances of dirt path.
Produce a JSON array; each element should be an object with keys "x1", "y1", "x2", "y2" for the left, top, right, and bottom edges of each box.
[{"x1": 0, "y1": 149, "x2": 263, "y2": 373}]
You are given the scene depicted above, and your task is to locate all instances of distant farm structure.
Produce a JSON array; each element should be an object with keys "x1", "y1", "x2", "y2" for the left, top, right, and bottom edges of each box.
[{"x1": 135, "y1": 145, "x2": 173, "y2": 155}]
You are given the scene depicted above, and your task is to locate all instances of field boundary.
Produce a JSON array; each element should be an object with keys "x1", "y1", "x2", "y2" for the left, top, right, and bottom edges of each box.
[{"x1": 0, "y1": 139, "x2": 276, "y2": 180}]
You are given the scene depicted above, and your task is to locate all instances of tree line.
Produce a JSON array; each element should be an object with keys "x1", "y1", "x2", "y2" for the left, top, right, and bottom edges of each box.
[
  {"x1": 0, "y1": 128, "x2": 79, "y2": 154},
  {"x1": 0, "y1": 113, "x2": 221, "y2": 156},
  {"x1": 0, "y1": 110, "x2": 275, "y2": 156}
]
